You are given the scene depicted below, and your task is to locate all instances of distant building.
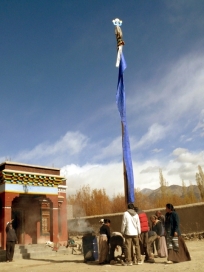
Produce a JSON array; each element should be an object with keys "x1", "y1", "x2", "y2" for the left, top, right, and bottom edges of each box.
[{"x1": 0, "y1": 161, "x2": 67, "y2": 249}]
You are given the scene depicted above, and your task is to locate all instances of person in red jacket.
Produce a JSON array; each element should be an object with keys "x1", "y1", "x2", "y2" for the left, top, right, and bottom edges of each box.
[{"x1": 134, "y1": 207, "x2": 154, "y2": 262}]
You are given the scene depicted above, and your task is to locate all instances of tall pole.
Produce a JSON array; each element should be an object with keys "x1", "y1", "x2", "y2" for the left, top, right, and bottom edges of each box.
[
  {"x1": 113, "y1": 18, "x2": 135, "y2": 205},
  {"x1": 121, "y1": 121, "x2": 128, "y2": 204}
]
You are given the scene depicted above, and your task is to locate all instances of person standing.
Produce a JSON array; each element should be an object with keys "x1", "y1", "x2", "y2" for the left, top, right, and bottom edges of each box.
[
  {"x1": 5, "y1": 219, "x2": 18, "y2": 262},
  {"x1": 121, "y1": 203, "x2": 142, "y2": 265},
  {"x1": 99, "y1": 219, "x2": 111, "y2": 265},
  {"x1": 134, "y1": 207, "x2": 149, "y2": 260},
  {"x1": 165, "y1": 203, "x2": 191, "y2": 264}
]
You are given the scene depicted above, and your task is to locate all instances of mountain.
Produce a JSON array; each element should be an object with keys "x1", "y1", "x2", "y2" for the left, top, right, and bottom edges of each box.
[{"x1": 140, "y1": 185, "x2": 201, "y2": 200}]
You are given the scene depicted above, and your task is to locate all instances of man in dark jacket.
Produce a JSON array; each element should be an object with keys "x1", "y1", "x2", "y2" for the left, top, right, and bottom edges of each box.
[
  {"x1": 5, "y1": 220, "x2": 18, "y2": 262},
  {"x1": 109, "y1": 232, "x2": 126, "y2": 264}
]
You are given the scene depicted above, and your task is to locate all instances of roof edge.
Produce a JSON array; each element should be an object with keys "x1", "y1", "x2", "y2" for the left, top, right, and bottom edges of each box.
[{"x1": 0, "y1": 161, "x2": 60, "y2": 171}]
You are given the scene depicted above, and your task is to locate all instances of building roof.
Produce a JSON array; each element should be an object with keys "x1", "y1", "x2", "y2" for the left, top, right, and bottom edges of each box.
[
  {"x1": 0, "y1": 161, "x2": 60, "y2": 175},
  {"x1": 0, "y1": 161, "x2": 66, "y2": 187}
]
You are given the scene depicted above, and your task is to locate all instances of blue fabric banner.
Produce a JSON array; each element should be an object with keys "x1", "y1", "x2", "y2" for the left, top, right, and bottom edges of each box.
[{"x1": 116, "y1": 52, "x2": 135, "y2": 204}]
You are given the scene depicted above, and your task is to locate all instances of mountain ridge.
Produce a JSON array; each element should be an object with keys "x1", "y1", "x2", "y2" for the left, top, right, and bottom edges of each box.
[{"x1": 140, "y1": 185, "x2": 201, "y2": 200}]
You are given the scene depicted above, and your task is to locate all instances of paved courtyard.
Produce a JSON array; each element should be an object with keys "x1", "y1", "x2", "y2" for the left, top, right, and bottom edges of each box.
[{"x1": 1, "y1": 240, "x2": 203, "y2": 272}]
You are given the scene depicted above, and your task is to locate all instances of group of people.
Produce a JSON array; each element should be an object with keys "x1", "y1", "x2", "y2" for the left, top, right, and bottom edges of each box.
[
  {"x1": 5, "y1": 202, "x2": 191, "y2": 266},
  {"x1": 98, "y1": 203, "x2": 191, "y2": 266}
]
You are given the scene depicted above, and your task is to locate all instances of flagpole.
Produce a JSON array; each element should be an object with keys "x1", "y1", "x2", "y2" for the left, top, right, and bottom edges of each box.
[
  {"x1": 121, "y1": 121, "x2": 128, "y2": 204},
  {"x1": 113, "y1": 18, "x2": 135, "y2": 205}
]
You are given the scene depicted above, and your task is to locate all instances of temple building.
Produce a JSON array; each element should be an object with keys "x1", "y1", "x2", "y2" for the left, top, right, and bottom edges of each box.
[{"x1": 0, "y1": 161, "x2": 67, "y2": 249}]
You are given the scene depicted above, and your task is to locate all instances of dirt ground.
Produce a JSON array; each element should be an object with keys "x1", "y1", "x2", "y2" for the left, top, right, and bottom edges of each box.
[{"x1": 1, "y1": 240, "x2": 203, "y2": 272}]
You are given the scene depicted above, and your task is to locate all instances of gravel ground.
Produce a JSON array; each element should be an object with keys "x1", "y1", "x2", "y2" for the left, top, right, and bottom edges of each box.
[{"x1": 0, "y1": 240, "x2": 203, "y2": 272}]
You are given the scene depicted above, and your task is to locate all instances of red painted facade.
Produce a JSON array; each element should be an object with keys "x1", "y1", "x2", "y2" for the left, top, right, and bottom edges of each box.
[{"x1": 0, "y1": 162, "x2": 67, "y2": 249}]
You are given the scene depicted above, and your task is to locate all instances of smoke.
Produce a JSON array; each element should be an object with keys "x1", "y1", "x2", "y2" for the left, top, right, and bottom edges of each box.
[{"x1": 68, "y1": 218, "x2": 94, "y2": 234}]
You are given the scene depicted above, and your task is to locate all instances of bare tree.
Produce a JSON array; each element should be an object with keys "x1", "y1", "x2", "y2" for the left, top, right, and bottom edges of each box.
[
  {"x1": 196, "y1": 165, "x2": 204, "y2": 200},
  {"x1": 182, "y1": 179, "x2": 187, "y2": 198},
  {"x1": 159, "y1": 168, "x2": 167, "y2": 198}
]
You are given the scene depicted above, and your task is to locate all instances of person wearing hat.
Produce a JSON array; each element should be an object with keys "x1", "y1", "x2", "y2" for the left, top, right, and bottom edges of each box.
[
  {"x1": 99, "y1": 219, "x2": 104, "y2": 225},
  {"x1": 99, "y1": 219, "x2": 111, "y2": 265},
  {"x1": 5, "y1": 219, "x2": 18, "y2": 262}
]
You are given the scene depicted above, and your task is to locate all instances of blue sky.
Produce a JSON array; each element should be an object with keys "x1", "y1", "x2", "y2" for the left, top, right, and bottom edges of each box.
[{"x1": 1, "y1": 0, "x2": 204, "y2": 196}]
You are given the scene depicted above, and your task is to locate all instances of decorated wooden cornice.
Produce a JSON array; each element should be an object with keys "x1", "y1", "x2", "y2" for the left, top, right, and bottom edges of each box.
[{"x1": 0, "y1": 169, "x2": 66, "y2": 187}]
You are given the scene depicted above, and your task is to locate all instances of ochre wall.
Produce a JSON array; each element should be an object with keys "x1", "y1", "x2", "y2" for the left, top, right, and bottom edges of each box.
[{"x1": 67, "y1": 202, "x2": 204, "y2": 235}]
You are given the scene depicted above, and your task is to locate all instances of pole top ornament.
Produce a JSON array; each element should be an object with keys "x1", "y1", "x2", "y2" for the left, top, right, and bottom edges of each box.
[
  {"x1": 112, "y1": 18, "x2": 125, "y2": 67},
  {"x1": 112, "y1": 18, "x2": 123, "y2": 26}
]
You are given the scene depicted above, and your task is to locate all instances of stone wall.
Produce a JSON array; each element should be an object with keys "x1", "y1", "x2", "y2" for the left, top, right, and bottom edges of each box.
[{"x1": 67, "y1": 202, "x2": 204, "y2": 236}]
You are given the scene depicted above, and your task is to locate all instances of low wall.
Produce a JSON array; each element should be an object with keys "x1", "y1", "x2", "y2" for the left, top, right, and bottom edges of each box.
[{"x1": 67, "y1": 202, "x2": 204, "y2": 236}]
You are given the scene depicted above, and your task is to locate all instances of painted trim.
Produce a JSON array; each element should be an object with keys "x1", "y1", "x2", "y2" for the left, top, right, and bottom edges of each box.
[
  {"x1": 0, "y1": 183, "x2": 58, "y2": 195},
  {"x1": 0, "y1": 169, "x2": 66, "y2": 187},
  {"x1": 2, "y1": 169, "x2": 63, "y2": 178}
]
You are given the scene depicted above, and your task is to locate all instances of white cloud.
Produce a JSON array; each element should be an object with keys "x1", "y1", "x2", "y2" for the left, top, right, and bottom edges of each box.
[
  {"x1": 59, "y1": 160, "x2": 163, "y2": 197},
  {"x1": 193, "y1": 109, "x2": 204, "y2": 137},
  {"x1": 61, "y1": 163, "x2": 126, "y2": 197},
  {"x1": 127, "y1": 52, "x2": 204, "y2": 140},
  {"x1": 172, "y1": 148, "x2": 204, "y2": 164},
  {"x1": 88, "y1": 123, "x2": 167, "y2": 163},
  {"x1": 61, "y1": 148, "x2": 204, "y2": 197},
  {"x1": 172, "y1": 148, "x2": 188, "y2": 157},
  {"x1": 14, "y1": 131, "x2": 88, "y2": 163},
  {"x1": 151, "y1": 148, "x2": 163, "y2": 153},
  {"x1": 140, "y1": 165, "x2": 161, "y2": 174},
  {"x1": 92, "y1": 136, "x2": 122, "y2": 161},
  {"x1": 133, "y1": 123, "x2": 168, "y2": 149}
]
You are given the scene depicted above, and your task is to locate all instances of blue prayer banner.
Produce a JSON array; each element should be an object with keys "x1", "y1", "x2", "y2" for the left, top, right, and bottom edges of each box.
[{"x1": 116, "y1": 53, "x2": 135, "y2": 204}]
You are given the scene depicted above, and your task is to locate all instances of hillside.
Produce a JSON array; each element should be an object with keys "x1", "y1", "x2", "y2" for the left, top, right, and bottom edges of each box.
[{"x1": 140, "y1": 185, "x2": 201, "y2": 200}]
